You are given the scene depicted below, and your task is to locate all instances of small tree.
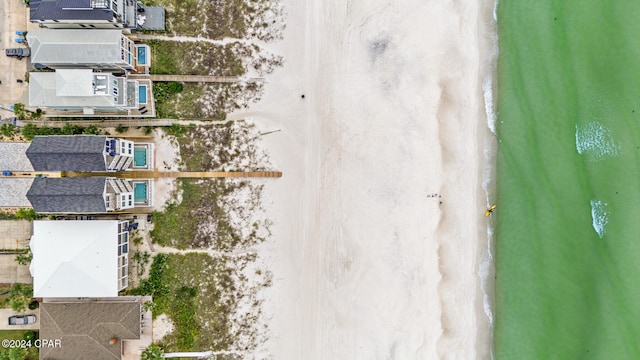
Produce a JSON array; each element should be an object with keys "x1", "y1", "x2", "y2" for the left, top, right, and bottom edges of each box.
[
  {"x1": 21, "y1": 123, "x2": 38, "y2": 141},
  {"x1": 8, "y1": 284, "x2": 32, "y2": 312},
  {"x1": 15, "y1": 208, "x2": 38, "y2": 221},
  {"x1": 83, "y1": 125, "x2": 101, "y2": 135},
  {"x1": 0, "y1": 124, "x2": 17, "y2": 137},
  {"x1": 115, "y1": 124, "x2": 126, "y2": 133},
  {"x1": 141, "y1": 344, "x2": 163, "y2": 360}
]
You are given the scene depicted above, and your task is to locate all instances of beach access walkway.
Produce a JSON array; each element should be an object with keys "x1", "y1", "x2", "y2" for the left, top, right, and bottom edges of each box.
[
  {"x1": 64, "y1": 170, "x2": 282, "y2": 178},
  {"x1": 3, "y1": 171, "x2": 281, "y2": 179},
  {"x1": 19, "y1": 118, "x2": 226, "y2": 128},
  {"x1": 128, "y1": 74, "x2": 263, "y2": 83}
]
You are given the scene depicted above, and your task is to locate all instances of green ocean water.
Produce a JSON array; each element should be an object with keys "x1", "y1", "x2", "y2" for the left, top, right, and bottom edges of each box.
[{"x1": 495, "y1": 1, "x2": 640, "y2": 358}]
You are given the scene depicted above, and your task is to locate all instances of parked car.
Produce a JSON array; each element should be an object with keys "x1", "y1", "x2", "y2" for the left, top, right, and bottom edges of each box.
[
  {"x1": 5, "y1": 47, "x2": 30, "y2": 59},
  {"x1": 8, "y1": 314, "x2": 36, "y2": 325}
]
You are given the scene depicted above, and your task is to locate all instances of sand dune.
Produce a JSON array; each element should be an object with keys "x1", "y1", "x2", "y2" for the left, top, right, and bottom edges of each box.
[{"x1": 229, "y1": 0, "x2": 497, "y2": 358}]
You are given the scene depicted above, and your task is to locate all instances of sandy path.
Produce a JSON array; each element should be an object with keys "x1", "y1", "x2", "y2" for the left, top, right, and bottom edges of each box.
[
  {"x1": 228, "y1": 0, "x2": 497, "y2": 358},
  {"x1": 135, "y1": 34, "x2": 258, "y2": 47}
]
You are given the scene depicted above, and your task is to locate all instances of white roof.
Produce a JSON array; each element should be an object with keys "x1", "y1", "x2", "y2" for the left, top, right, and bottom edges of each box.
[
  {"x1": 29, "y1": 71, "x2": 115, "y2": 108},
  {"x1": 27, "y1": 29, "x2": 126, "y2": 65},
  {"x1": 56, "y1": 69, "x2": 94, "y2": 96},
  {"x1": 30, "y1": 220, "x2": 119, "y2": 298}
]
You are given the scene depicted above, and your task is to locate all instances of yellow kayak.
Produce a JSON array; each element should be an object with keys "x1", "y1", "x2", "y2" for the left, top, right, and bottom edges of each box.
[{"x1": 485, "y1": 204, "x2": 497, "y2": 217}]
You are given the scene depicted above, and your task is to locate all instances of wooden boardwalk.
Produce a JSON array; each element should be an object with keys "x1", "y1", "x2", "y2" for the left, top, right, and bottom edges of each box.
[
  {"x1": 63, "y1": 171, "x2": 282, "y2": 179},
  {"x1": 0, "y1": 172, "x2": 61, "y2": 178},
  {"x1": 128, "y1": 74, "x2": 263, "y2": 83}
]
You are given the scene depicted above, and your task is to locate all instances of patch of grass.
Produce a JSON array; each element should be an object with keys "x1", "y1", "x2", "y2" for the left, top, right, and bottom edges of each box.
[
  {"x1": 148, "y1": 40, "x2": 246, "y2": 76},
  {"x1": 21, "y1": 123, "x2": 101, "y2": 141},
  {"x1": 0, "y1": 330, "x2": 39, "y2": 359},
  {"x1": 150, "y1": 179, "x2": 202, "y2": 249},
  {"x1": 127, "y1": 253, "x2": 257, "y2": 352},
  {"x1": 147, "y1": 40, "x2": 178, "y2": 75},
  {"x1": 144, "y1": 0, "x2": 248, "y2": 39},
  {"x1": 151, "y1": 177, "x2": 267, "y2": 250}
]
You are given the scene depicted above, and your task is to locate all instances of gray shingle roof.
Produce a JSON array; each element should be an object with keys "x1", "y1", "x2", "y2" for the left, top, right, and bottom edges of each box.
[
  {"x1": 26, "y1": 135, "x2": 107, "y2": 171},
  {"x1": 30, "y1": 0, "x2": 114, "y2": 22},
  {"x1": 40, "y1": 301, "x2": 141, "y2": 360},
  {"x1": 26, "y1": 177, "x2": 107, "y2": 213}
]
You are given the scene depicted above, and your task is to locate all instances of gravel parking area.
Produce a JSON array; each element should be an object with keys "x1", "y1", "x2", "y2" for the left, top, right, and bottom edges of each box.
[
  {"x1": 0, "y1": 142, "x2": 33, "y2": 171},
  {"x1": 0, "y1": 178, "x2": 32, "y2": 207}
]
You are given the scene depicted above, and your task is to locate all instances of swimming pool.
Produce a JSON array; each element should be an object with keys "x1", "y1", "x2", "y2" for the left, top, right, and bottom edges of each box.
[
  {"x1": 138, "y1": 85, "x2": 147, "y2": 104},
  {"x1": 134, "y1": 182, "x2": 147, "y2": 203},
  {"x1": 134, "y1": 147, "x2": 147, "y2": 167},
  {"x1": 137, "y1": 46, "x2": 147, "y2": 65}
]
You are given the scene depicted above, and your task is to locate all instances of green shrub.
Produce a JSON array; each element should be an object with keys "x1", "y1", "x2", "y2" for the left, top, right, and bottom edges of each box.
[
  {"x1": 23, "y1": 331, "x2": 38, "y2": 342},
  {"x1": 8, "y1": 284, "x2": 32, "y2": 312},
  {"x1": 15, "y1": 208, "x2": 37, "y2": 221},
  {"x1": 82, "y1": 125, "x2": 100, "y2": 135},
  {"x1": 141, "y1": 344, "x2": 163, "y2": 360},
  {"x1": 0, "y1": 124, "x2": 17, "y2": 137},
  {"x1": 115, "y1": 125, "x2": 126, "y2": 133},
  {"x1": 15, "y1": 253, "x2": 32, "y2": 266},
  {"x1": 61, "y1": 123, "x2": 83, "y2": 135},
  {"x1": 153, "y1": 82, "x2": 184, "y2": 103},
  {"x1": 13, "y1": 104, "x2": 25, "y2": 120},
  {"x1": 21, "y1": 124, "x2": 38, "y2": 141},
  {"x1": 164, "y1": 123, "x2": 188, "y2": 136}
]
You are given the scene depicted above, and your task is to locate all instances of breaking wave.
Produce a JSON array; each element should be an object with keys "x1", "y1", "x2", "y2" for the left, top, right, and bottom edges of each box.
[
  {"x1": 575, "y1": 122, "x2": 620, "y2": 161},
  {"x1": 590, "y1": 199, "x2": 609, "y2": 238}
]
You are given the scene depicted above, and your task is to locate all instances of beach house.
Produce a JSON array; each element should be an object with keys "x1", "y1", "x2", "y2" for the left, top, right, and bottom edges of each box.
[
  {"x1": 28, "y1": 69, "x2": 152, "y2": 116},
  {"x1": 25, "y1": 176, "x2": 153, "y2": 214},
  {"x1": 29, "y1": 0, "x2": 166, "y2": 33},
  {"x1": 39, "y1": 298, "x2": 152, "y2": 360},
  {"x1": 27, "y1": 29, "x2": 148, "y2": 72},
  {"x1": 29, "y1": 220, "x2": 131, "y2": 297},
  {"x1": 26, "y1": 135, "x2": 139, "y2": 171},
  {"x1": 39, "y1": 296, "x2": 153, "y2": 360}
]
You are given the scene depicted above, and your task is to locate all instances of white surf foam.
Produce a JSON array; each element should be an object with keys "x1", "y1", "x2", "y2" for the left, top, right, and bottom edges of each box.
[
  {"x1": 575, "y1": 122, "x2": 620, "y2": 161},
  {"x1": 590, "y1": 199, "x2": 609, "y2": 238}
]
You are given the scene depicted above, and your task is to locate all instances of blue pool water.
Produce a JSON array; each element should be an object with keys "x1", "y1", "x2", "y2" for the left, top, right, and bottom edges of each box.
[
  {"x1": 134, "y1": 147, "x2": 147, "y2": 167},
  {"x1": 138, "y1": 85, "x2": 147, "y2": 104},
  {"x1": 137, "y1": 46, "x2": 147, "y2": 65},
  {"x1": 134, "y1": 182, "x2": 147, "y2": 203}
]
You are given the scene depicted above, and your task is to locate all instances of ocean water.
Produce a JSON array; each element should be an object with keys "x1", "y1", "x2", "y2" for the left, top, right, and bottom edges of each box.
[{"x1": 495, "y1": 1, "x2": 640, "y2": 358}]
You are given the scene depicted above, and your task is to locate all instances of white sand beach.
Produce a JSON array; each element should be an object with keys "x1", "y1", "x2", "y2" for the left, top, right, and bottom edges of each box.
[{"x1": 230, "y1": 0, "x2": 497, "y2": 358}]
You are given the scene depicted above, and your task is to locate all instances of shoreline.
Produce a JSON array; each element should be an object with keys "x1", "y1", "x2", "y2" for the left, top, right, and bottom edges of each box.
[{"x1": 230, "y1": 0, "x2": 499, "y2": 357}]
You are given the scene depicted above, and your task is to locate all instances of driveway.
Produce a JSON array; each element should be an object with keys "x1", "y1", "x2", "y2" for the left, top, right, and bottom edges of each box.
[
  {"x1": 0, "y1": 220, "x2": 31, "y2": 250},
  {"x1": 0, "y1": 0, "x2": 28, "y2": 114},
  {"x1": 0, "y1": 308, "x2": 39, "y2": 330}
]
